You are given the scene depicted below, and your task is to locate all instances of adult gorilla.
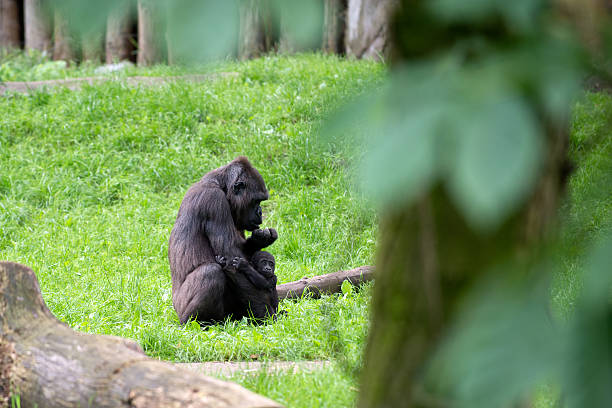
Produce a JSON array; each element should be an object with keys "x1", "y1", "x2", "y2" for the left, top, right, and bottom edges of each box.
[{"x1": 169, "y1": 156, "x2": 277, "y2": 324}]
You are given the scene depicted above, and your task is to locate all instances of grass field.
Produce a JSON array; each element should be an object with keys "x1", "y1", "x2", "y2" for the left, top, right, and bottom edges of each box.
[{"x1": 1, "y1": 53, "x2": 610, "y2": 407}]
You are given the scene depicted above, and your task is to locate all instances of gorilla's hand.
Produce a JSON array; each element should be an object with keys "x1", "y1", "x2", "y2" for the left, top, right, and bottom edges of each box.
[
  {"x1": 215, "y1": 255, "x2": 227, "y2": 267},
  {"x1": 230, "y1": 256, "x2": 248, "y2": 271},
  {"x1": 249, "y1": 228, "x2": 278, "y2": 248}
]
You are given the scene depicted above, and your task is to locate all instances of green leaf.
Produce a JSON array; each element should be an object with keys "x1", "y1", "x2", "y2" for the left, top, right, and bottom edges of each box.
[
  {"x1": 167, "y1": 0, "x2": 240, "y2": 63},
  {"x1": 273, "y1": 0, "x2": 323, "y2": 49},
  {"x1": 341, "y1": 279, "x2": 353, "y2": 296},
  {"x1": 188, "y1": 320, "x2": 201, "y2": 331},
  {"x1": 429, "y1": 0, "x2": 545, "y2": 33},
  {"x1": 358, "y1": 67, "x2": 452, "y2": 208},
  {"x1": 446, "y1": 94, "x2": 541, "y2": 231},
  {"x1": 426, "y1": 265, "x2": 562, "y2": 408}
]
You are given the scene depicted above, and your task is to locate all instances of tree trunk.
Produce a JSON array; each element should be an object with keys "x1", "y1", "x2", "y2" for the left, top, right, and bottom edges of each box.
[
  {"x1": 105, "y1": 3, "x2": 133, "y2": 63},
  {"x1": 345, "y1": 0, "x2": 396, "y2": 60},
  {"x1": 238, "y1": 0, "x2": 266, "y2": 60},
  {"x1": 52, "y1": 9, "x2": 75, "y2": 62},
  {"x1": 137, "y1": 0, "x2": 162, "y2": 66},
  {"x1": 322, "y1": 0, "x2": 345, "y2": 54},
  {"x1": 0, "y1": 262, "x2": 282, "y2": 408},
  {"x1": 277, "y1": 266, "x2": 374, "y2": 300},
  {"x1": 357, "y1": 133, "x2": 570, "y2": 407},
  {"x1": 24, "y1": 0, "x2": 51, "y2": 53},
  {"x1": 0, "y1": 0, "x2": 21, "y2": 50}
]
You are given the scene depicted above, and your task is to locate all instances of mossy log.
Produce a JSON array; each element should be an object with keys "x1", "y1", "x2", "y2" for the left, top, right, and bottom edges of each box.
[
  {"x1": 0, "y1": 262, "x2": 281, "y2": 408},
  {"x1": 277, "y1": 266, "x2": 374, "y2": 300}
]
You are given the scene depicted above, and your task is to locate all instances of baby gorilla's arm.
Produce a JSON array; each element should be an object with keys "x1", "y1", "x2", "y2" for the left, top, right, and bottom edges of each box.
[{"x1": 217, "y1": 256, "x2": 271, "y2": 290}]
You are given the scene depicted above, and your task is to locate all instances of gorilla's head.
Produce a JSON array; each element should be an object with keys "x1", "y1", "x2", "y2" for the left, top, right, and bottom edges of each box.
[
  {"x1": 252, "y1": 251, "x2": 275, "y2": 277},
  {"x1": 224, "y1": 156, "x2": 269, "y2": 231}
]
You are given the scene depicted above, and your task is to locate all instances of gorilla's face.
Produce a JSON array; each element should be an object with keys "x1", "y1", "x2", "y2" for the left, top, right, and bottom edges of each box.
[{"x1": 227, "y1": 162, "x2": 268, "y2": 231}]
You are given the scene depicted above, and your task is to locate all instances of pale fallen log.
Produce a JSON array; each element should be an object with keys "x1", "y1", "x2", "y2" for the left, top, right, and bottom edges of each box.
[
  {"x1": 0, "y1": 262, "x2": 281, "y2": 408},
  {"x1": 180, "y1": 361, "x2": 331, "y2": 377},
  {"x1": 277, "y1": 266, "x2": 375, "y2": 300}
]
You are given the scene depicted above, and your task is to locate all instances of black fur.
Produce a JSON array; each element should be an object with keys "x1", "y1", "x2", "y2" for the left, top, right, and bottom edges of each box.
[
  {"x1": 169, "y1": 157, "x2": 278, "y2": 324},
  {"x1": 216, "y1": 251, "x2": 279, "y2": 322}
]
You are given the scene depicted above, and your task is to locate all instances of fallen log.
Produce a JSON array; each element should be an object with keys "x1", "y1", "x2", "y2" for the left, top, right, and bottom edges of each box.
[
  {"x1": 179, "y1": 361, "x2": 331, "y2": 377},
  {"x1": 0, "y1": 262, "x2": 281, "y2": 408},
  {"x1": 277, "y1": 266, "x2": 375, "y2": 300}
]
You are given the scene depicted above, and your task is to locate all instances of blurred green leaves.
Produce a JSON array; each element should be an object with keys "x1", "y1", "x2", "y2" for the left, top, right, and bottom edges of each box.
[
  {"x1": 426, "y1": 265, "x2": 562, "y2": 407},
  {"x1": 48, "y1": 0, "x2": 324, "y2": 63},
  {"x1": 330, "y1": 58, "x2": 547, "y2": 231},
  {"x1": 326, "y1": 3, "x2": 584, "y2": 232},
  {"x1": 448, "y1": 94, "x2": 541, "y2": 229},
  {"x1": 166, "y1": 0, "x2": 240, "y2": 63},
  {"x1": 429, "y1": 0, "x2": 545, "y2": 33},
  {"x1": 424, "y1": 233, "x2": 612, "y2": 408},
  {"x1": 51, "y1": 0, "x2": 126, "y2": 32},
  {"x1": 273, "y1": 0, "x2": 323, "y2": 48}
]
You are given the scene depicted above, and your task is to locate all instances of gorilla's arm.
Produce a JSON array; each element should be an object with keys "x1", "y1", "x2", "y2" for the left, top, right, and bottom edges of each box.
[
  {"x1": 216, "y1": 256, "x2": 273, "y2": 290},
  {"x1": 201, "y1": 188, "x2": 246, "y2": 261},
  {"x1": 243, "y1": 228, "x2": 278, "y2": 257}
]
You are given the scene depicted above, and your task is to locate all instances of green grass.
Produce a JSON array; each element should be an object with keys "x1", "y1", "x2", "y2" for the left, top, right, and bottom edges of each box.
[
  {"x1": 0, "y1": 48, "x2": 232, "y2": 81},
  {"x1": 0, "y1": 52, "x2": 610, "y2": 407},
  {"x1": 552, "y1": 91, "x2": 612, "y2": 319},
  {"x1": 0, "y1": 53, "x2": 381, "y2": 407},
  {"x1": 220, "y1": 365, "x2": 359, "y2": 408}
]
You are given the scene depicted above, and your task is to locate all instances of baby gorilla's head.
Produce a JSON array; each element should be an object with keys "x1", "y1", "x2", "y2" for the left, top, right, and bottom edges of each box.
[{"x1": 251, "y1": 251, "x2": 275, "y2": 278}]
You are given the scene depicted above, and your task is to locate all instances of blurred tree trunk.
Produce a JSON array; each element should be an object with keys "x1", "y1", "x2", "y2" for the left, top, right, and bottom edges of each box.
[
  {"x1": 358, "y1": 131, "x2": 569, "y2": 407},
  {"x1": 322, "y1": 0, "x2": 345, "y2": 54},
  {"x1": 0, "y1": 0, "x2": 21, "y2": 50},
  {"x1": 24, "y1": 0, "x2": 51, "y2": 53},
  {"x1": 52, "y1": 9, "x2": 75, "y2": 61},
  {"x1": 345, "y1": 0, "x2": 396, "y2": 60},
  {"x1": 137, "y1": 0, "x2": 162, "y2": 66},
  {"x1": 238, "y1": 0, "x2": 266, "y2": 60},
  {"x1": 356, "y1": 2, "x2": 573, "y2": 407},
  {"x1": 106, "y1": 3, "x2": 133, "y2": 63}
]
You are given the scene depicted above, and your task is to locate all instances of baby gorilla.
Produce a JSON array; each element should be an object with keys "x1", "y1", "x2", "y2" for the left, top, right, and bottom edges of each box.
[{"x1": 215, "y1": 251, "x2": 278, "y2": 322}]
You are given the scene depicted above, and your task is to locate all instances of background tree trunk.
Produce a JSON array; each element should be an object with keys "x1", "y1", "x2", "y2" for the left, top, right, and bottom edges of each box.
[
  {"x1": 0, "y1": 262, "x2": 281, "y2": 408},
  {"x1": 322, "y1": 0, "x2": 346, "y2": 54},
  {"x1": 238, "y1": 0, "x2": 266, "y2": 60},
  {"x1": 345, "y1": 0, "x2": 396, "y2": 60},
  {"x1": 24, "y1": 0, "x2": 51, "y2": 53},
  {"x1": 137, "y1": 0, "x2": 162, "y2": 66},
  {"x1": 0, "y1": 0, "x2": 21, "y2": 50},
  {"x1": 105, "y1": 3, "x2": 133, "y2": 63},
  {"x1": 52, "y1": 9, "x2": 75, "y2": 61}
]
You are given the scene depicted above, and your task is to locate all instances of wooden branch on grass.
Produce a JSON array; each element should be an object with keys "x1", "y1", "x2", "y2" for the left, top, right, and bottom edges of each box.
[
  {"x1": 0, "y1": 262, "x2": 281, "y2": 408},
  {"x1": 277, "y1": 266, "x2": 375, "y2": 300}
]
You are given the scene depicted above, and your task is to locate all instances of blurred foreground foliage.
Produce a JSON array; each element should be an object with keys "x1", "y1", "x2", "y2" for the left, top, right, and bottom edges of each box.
[
  {"x1": 426, "y1": 233, "x2": 612, "y2": 408},
  {"x1": 329, "y1": 0, "x2": 611, "y2": 407},
  {"x1": 49, "y1": 0, "x2": 323, "y2": 62}
]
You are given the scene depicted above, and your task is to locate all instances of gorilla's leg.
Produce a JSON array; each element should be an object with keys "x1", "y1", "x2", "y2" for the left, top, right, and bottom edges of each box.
[{"x1": 173, "y1": 263, "x2": 226, "y2": 325}]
